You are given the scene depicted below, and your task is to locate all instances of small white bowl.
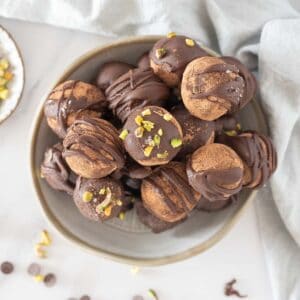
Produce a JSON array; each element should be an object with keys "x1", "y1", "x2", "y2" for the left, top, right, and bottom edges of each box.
[
  {"x1": 30, "y1": 36, "x2": 267, "y2": 266},
  {"x1": 0, "y1": 25, "x2": 24, "y2": 124}
]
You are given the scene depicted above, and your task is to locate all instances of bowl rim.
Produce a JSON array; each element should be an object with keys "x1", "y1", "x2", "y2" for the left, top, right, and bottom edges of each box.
[
  {"x1": 29, "y1": 35, "x2": 263, "y2": 266},
  {"x1": 0, "y1": 24, "x2": 25, "y2": 125}
]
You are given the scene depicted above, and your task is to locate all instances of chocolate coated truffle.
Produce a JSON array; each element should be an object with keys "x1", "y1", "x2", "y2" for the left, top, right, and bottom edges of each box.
[
  {"x1": 141, "y1": 162, "x2": 201, "y2": 222},
  {"x1": 221, "y1": 131, "x2": 277, "y2": 188},
  {"x1": 181, "y1": 56, "x2": 256, "y2": 121},
  {"x1": 41, "y1": 143, "x2": 75, "y2": 195},
  {"x1": 172, "y1": 106, "x2": 215, "y2": 158},
  {"x1": 105, "y1": 68, "x2": 170, "y2": 123},
  {"x1": 74, "y1": 177, "x2": 125, "y2": 221},
  {"x1": 63, "y1": 117, "x2": 125, "y2": 178},
  {"x1": 137, "y1": 52, "x2": 150, "y2": 70},
  {"x1": 149, "y1": 34, "x2": 208, "y2": 87},
  {"x1": 187, "y1": 143, "x2": 244, "y2": 201},
  {"x1": 135, "y1": 201, "x2": 183, "y2": 233},
  {"x1": 96, "y1": 61, "x2": 134, "y2": 90},
  {"x1": 122, "y1": 106, "x2": 183, "y2": 166},
  {"x1": 44, "y1": 80, "x2": 106, "y2": 138}
]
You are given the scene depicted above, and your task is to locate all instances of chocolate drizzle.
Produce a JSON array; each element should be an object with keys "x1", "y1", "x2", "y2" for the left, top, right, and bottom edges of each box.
[
  {"x1": 44, "y1": 80, "x2": 106, "y2": 138},
  {"x1": 63, "y1": 117, "x2": 125, "y2": 169},
  {"x1": 105, "y1": 68, "x2": 170, "y2": 123},
  {"x1": 187, "y1": 160, "x2": 243, "y2": 201},
  {"x1": 41, "y1": 143, "x2": 74, "y2": 195}
]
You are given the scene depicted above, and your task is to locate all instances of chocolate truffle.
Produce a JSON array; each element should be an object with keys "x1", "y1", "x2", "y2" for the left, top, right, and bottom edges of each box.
[
  {"x1": 135, "y1": 201, "x2": 183, "y2": 233},
  {"x1": 63, "y1": 117, "x2": 125, "y2": 178},
  {"x1": 96, "y1": 61, "x2": 134, "y2": 90},
  {"x1": 181, "y1": 56, "x2": 256, "y2": 121},
  {"x1": 187, "y1": 143, "x2": 244, "y2": 201},
  {"x1": 44, "y1": 80, "x2": 106, "y2": 138},
  {"x1": 40, "y1": 143, "x2": 75, "y2": 195},
  {"x1": 105, "y1": 68, "x2": 170, "y2": 123},
  {"x1": 122, "y1": 106, "x2": 183, "y2": 166},
  {"x1": 221, "y1": 131, "x2": 277, "y2": 188},
  {"x1": 149, "y1": 34, "x2": 208, "y2": 87},
  {"x1": 137, "y1": 52, "x2": 150, "y2": 70},
  {"x1": 196, "y1": 196, "x2": 231, "y2": 212},
  {"x1": 172, "y1": 105, "x2": 215, "y2": 158},
  {"x1": 74, "y1": 177, "x2": 125, "y2": 221},
  {"x1": 141, "y1": 162, "x2": 201, "y2": 222}
]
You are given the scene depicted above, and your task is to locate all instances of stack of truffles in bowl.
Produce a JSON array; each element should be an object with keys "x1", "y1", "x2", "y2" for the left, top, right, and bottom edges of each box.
[{"x1": 41, "y1": 33, "x2": 277, "y2": 234}]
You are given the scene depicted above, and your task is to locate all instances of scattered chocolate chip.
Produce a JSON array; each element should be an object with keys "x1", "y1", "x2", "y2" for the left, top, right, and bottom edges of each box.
[
  {"x1": 224, "y1": 279, "x2": 247, "y2": 298},
  {"x1": 133, "y1": 295, "x2": 144, "y2": 300},
  {"x1": 44, "y1": 273, "x2": 56, "y2": 287},
  {"x1": 80, "y1": 296, "x2": 90, "y2": 300},
  {"x1": 1, "y1": 261, "x2": 14, "y2": 274},
  {"x1": 27, "y1": 263, "x2": 41, "y2": 276}
]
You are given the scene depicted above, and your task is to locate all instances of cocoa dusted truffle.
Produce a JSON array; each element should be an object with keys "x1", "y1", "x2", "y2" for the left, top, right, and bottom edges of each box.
[
  {"x1": 187, "y1": 143, "x2": 244, "y2": 201},
  {"x1": 171, "y1": 106, "x2": 215, "y2": 158},
  {"x1": 181, "y1": 56, "x2": 256, "y2": 121},
  {"x1": 121, "y1": 106, "x2": 183, "y2": 166},
  {"x1": 73, "y1": 177, "x2": 125, "y2": 221},
  {"x1": 63, "y1": 117, "x2": 125, "y2": 178},
  {"x1": 149, "y1": 34, "x2": 208, "y2": 87},
  {"x1": 137, "y1": 52, "x2": 150, "y2": 70},
  {"x1": 135, "y1": 201, "x2": 183, "y2": 233},
  {"x1": 141, "y1": 162, "x2": 201, "y2": 222},
  {"x1": 41, "y1": 143, "x2": 75, "y2": 195},
  {"x1": 96, "y1": 61, "x2": 134, "y2": 90},
  {"x1": 221, "y1": 131, "x2": 277, "y2": 188},
  {"x1": 105, "y1": 68, "x2": 170, "y2": 123},
  {"x1": 44, "y1": 80, "x2": 107, "y2": 138}
]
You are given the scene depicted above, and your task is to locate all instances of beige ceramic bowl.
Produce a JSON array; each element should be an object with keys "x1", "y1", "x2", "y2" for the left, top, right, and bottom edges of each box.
[{"x1": 30, "y1": 36, "x2": 267, "y2": 266}]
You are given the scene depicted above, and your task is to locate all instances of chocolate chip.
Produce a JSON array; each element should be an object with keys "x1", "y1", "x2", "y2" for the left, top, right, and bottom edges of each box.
[
  {"x1": 44, "y1": 273, "x2": 56, "y2": 287},
  {"x1": 27, "y1": 263, "x2": 41, "y2": 276},
  {"x1": 133, "y1": 295, "x2": 144, "y2": 300},
  {"x1": 1, "y1": 261, "x2": 14, "y2": 274},
  {"x1": 80, "y1": 296, "x2": 90, "y2": 300}
]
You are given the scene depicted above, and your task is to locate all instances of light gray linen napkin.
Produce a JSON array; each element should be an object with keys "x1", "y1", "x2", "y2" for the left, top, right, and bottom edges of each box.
[{"x1": 0, "y1": 1, "x2": 299, "y2": 299}]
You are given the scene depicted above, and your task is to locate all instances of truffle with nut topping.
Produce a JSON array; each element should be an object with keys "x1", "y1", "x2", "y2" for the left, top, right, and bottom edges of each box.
[
  {"x1": 149, "y1": 34, "x2": 208, "y2": 87},
  {"x1": 141, "y1": 162, "x2": 201, "y2": 222},
  {"x1": 63, "y1": 117, "x2": 125, "y2": 178},
  {"x1": 121, "y1": 106, "x2": 183, "y2": 166},
  {"x1": 44, "y1": 80, "x2": 107, "y2": 138},
  {"x1": 105, "y1": 68, "x2": 170, "y2": 123},
  {"x1": 40, "y1": 143, "x2": 75, "y2": 195},
  {"x1": 220, "y1": 130, "x2": 277, "y2": 188},
  {"x1": 171, "y1": 105, "x2": 215, "y2": 158},
  {"x1": 187, "y1": 143, "x2": 244, "y2": 201},
  {"x1": 73, "y1": 177, "x2": 125, "y2": 221},
  {"x1": 181, "y1": 56, "x2": 256, "y2": 121},
  {"x1": 96, "y1": 61, "x2": 134, "y2": 90},
  {"x1": 135, "y1": 201, "x2": 184, "y2": 233},
  {"x1": 137, "y1": 52, "x2": 150, "y2": 70}
]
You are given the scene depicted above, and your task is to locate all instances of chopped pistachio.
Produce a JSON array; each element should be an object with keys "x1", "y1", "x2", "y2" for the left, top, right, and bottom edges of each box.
[
  {"x1": 0, "y1": 88, "x2": 8, "y2": 100},
  {"x1": 153, "y1": 134, "x2": 161, "y2": 146},
  {"x1": 185, "y1": 38, "x2": 195, "y2": 47},
  {"x1": 225, "y1": 130, "x2": 237, "y2": 136},
  {"x1": 0, "y1": 58, "x2": 9, "y2": 70},
  {"x1": 170, "y1": 138, "x2": 183, "y2": 148},
  {"x1": 135, "y1": 126, "x2": 144, "y2": 138},
  {"x1": 34, "y1": 274, "x2": 45, "y2": 282},
  {"x1": 144, "y1": 146, "x2": 154, "y2": 157},
  {"x1": 163, "y1": 113, "x2": 172, "y2": 121},
  {"x1": 157, "y1": 128, "x2": 163, "y2": 136},
  {"x1": 167, "y1": 32, "x2": 176, "y2": 38},
  {"x1": 135, "y1": 115, "x2": 143, "y2": 126},
  {"x1": 148, "y1": 289, "x2": 159, "y2": 300},
  {"x1": 99, "y1": 187, "x2": 106, "y2": 195},
  {"x1": 142, "y1": 120, "x2": 155, "y2": 132},
  {"x1": 4, "y1": 71, "x2": 13, "y2": 81},
  {"x1": 96, "y1": 187, "x2": 112, "y2": 213},
  {"x1": 34, "y1": 244, "x2": 46, "y2": 258},
  {"x1": 119, "y1": 129, "x2": 128, "y2": 140},
  {"x1": 148, "y1": 139, "x2": 155, "y2": 147},
  {"x1": 0, "y1": 77, "x2": 7, "y2": 86},
  {"x1": 96, "y1": 204, "x2": 104, "y2": 214},
  {"x1": 157, "y1": 151, "x2": 169, "y2": 159},
  {"x1": 141, "y1": 108, "x2": 151, "y2": 116},
  {"x1": 82, "y1": 191, "x2": 93, "y2": 202},
  {"x1": 155, "y1": 48, "x2": 167, "y2": 59},
  {"x1": 116, "y1": 199, "x2": 123, "y2": 206},
  {"x1": 104, "y1": 205, "x2": 112, "y2": 217},
  {"x1": 40, "y1": 230, "x2": 51, "y2": 246},
  {"x1": 236, "y1": 123, "x2": 242, "y2": 130},
  {"x1": 119, "y1": 211, "x2": 125, "y2": 220}
]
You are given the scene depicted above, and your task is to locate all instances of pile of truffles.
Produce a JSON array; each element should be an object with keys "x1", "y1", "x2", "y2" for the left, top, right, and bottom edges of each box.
[{"x1": 41, "y1": 33, "x2": 277, "y2": 233}]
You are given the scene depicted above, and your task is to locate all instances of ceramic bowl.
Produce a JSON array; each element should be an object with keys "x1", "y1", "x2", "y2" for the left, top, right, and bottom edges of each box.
[{"x1": 30, "y1": 36, "x2": 267, "y2": 266}]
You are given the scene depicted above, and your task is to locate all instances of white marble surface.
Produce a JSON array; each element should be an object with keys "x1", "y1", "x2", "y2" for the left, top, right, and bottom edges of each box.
[{"x1": 0, "y1": 17, "x2": 273, "y2": 300}]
